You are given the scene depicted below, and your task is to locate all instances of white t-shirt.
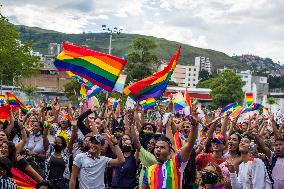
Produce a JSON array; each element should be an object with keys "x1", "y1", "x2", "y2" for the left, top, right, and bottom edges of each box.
[
  {"x1": 74, "y1": 153, "x2": 111, "y2": 189},
  {"x1": 25, "y1": 133, "x2": 44, "y2": 154},
  {"x1": 272, "y1": 157, "x2": 284, "y2": 189}
]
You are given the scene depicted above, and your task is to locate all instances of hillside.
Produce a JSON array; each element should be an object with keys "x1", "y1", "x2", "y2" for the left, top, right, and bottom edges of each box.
[{"x1": 17, "y1": 25, "x2": 249, "y2": 72}]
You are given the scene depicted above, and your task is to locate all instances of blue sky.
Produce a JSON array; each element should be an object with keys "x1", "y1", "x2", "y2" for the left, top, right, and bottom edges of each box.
[{"x1": 2, "y1": 0, "x2": 284, "y2": 64}]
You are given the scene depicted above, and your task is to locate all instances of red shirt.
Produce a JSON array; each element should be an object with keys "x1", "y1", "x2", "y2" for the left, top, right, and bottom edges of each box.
[{"x1": 196, "y1": 153, "x2": 226, "y2": 169}]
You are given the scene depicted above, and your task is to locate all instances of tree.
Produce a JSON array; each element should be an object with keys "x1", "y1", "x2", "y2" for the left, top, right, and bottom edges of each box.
[
  {"x1": 198, "y1": 70, "x2": 211, "y2": 81},
  {"x1": 20, "y1": 84, "x2": 37, "y2": 105},
  {"x1": 125, "y1": 37, "x2": 158, "y2": 83},
  {"x1": 197, "y1": 70, "x2": 245, "y2": 109},
  {"x1": 64, "y1": 79, "x2": 80, "y2": 104},
  {"x1": 267, "y1": 97, "x2": 276, "y2": 110},
  {"x1": 0, "y1": 7, "x2": 41, "y2": 85}
]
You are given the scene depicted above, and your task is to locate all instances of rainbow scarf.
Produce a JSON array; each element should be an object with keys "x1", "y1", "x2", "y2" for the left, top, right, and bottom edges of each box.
[
  {"x1": 124, "y1": 47, "x2": 180, "y2": 102},
  {"x1": 54, "y1": 43, "x2": 127, "y2": 92},
  {"x1": 246, "y1": 93, "x2": 253, "y2": 106},
  {"x1": 6, "y1": 92, "x2": 29, "y2": 114},
  {"x1": 145, "y1": 154, "x2": 182, "y2": 189}
]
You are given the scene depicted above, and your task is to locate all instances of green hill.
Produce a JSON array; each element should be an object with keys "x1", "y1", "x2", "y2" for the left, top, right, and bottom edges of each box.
[{"x1": 17, "y1": 25, "x2": 249, "y2": 72}]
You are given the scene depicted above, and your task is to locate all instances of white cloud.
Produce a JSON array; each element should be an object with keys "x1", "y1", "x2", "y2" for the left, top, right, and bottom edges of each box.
[{"x1": 2, "y1": 0, "x2": 283, "y2": 63}]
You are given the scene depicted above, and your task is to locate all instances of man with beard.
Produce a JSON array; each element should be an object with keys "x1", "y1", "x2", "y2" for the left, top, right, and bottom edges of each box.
[
  {"x1": 69, "y1": 134, "x2": 125, "y2": 189},
  {"x1": 141, "y1": 115, "x2": 198, "y2": 189}
]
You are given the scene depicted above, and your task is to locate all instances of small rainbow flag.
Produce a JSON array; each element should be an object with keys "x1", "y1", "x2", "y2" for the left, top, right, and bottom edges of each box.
[
  {"x1": 113, "y1": 74, "x2": 127, "y2": 93},
  {"x1": 184, "y1": 88, "x2": 191, "y2": 107},
  {"x1": 230, "y1": 105, "x2": 243, "y2": 118},
  {"x1": 6, "y1": 92, "x2": 29, "y2": 114},
  {"x1": 220, "y1": 102, "x2": 238, "y2": 115},
  {"x1": 139, "y1": 98, "x2": 156, "y2": 110},
  {"x1": 79, "y1": 84, "x2": 87, "y2": 98},
  {"x1": 107, "y1": 97, "x2": 119, "y2": 109},
  {"x1": 54, "y1": 43, "x2": 127, "y2": 92},
  {"x1": 246, "y1": 93, "x2": 253, "y2": 106},
  {"x1": 172, "y1": 92, "x2": 186, "y2": 112},
  {"x1": 0, "y1": 94, "x2": 6, "y2": 105},
  {"x1": 241, "y1": 103, "x2": 265, "y2": 114},
  {"x1": 87, "y1": 85, "x2": 102, "y2": 99}
]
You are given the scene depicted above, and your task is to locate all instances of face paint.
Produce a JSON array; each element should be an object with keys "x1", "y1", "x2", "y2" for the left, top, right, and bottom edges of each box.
[
  {"x1": 114, "y1": 131, "x2": 123, "y2": 138},
  {"x1": 143, "y1": 129, "x2": 154, "y2": 135}
]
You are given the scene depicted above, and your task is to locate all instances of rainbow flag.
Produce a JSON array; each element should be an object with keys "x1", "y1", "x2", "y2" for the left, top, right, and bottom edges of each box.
[
  {"x1": 124, "y1": 47, "x2": 180, "y2": 102},
  {"x1": 113, "y1": 74, "x2": 127, "y2": 93},
  {"x1": 230, "y1": 105, "x2": 243, "y2": 118},
  {"x1": 87, "y1": 85, "x2": 102, "y2": 99},
  {"x1": 172, "y1": 93, "x2": 186, "y2": 112},
  {"x1": 173, "y1": 131, "x2": 182, "y2": 151},
  {"x1": 220, "y1": 102, "x2": 238, "y2": 115},
  {"x1": 184, "y1": 88, "x2": 191, "y2": 107},
  {"x1": 6, "y1": 92, "x2": 29, "y2": 114},
  {"x1": 107, "y1": 97, "x2": 119, "y2": 109},
  {"x1": 0, "y1": 104, "x2": 10, "y2": 122},
  {"x1": 241, "y1": 103, "x2": 265, "y2": 114},
  {"x1": 54, "y1": 43, "x2": 127, "y2": 92},
  {"x1": 12, "y1": 167, "x2": 36, "y2": 189},
  {"x1": 246, "y1": 93, "x2": 253, "y2": 106},
  {"x1": 139, "y1": 98, "x2": 156, "y2": 110}
]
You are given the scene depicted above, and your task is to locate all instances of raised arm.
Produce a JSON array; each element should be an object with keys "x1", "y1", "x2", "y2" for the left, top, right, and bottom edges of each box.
[
  {"x1": 180, "y1": 113, "x2": 198, "y2": 162},
  {"x1": 4, "y1": 108, "x2": 14, "y2": 136},
  {"x1": 104, "y1": 134, "x2": 125, "y2": 166},
  {"x1": 15, "y1": 122, "x2": 28, "y2": 154}
]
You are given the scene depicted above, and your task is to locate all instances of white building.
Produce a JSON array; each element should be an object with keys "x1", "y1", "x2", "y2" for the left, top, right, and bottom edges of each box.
[
  {"x1": 195, "y1": 56, "x2": 211, "y2": 73},
  {"x1": 30, "y1": 50, "x2": 45, "y2": 61},
  {"x1": 237, "y1": 70, "x2": 269, "y2": 104},
  {"x1": 48, "y1": 43, "x2": 62, "y2": 55},
  {"x1": 159, "y1": 62, "x2": 199, "y2": 88}
]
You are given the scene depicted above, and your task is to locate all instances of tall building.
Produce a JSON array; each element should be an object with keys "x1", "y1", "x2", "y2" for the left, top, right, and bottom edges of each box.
[
  {"x1": 159, "y1": 62, "x2": 199, "y2": 88},
  {"x1": 48, "y1": 43, "x2": 62, "y2": 55},
  {"x1": 195, "y1": 56, "x2": 211, "y2": 73}
]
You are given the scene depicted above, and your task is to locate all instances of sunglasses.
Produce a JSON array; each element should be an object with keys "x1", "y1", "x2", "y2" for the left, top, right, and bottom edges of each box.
[{"x1": 183, "y1": 125, "x2": 190, "y2": 129}]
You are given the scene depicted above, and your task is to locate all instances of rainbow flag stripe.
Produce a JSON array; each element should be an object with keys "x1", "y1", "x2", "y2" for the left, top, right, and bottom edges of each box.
[
  {"x1": 6, "y1": 93, "x2": 29, "y2": 114},
  {"x1": 241, "y1": 102, "x2": 265, "y2": 114},
  {"x1": 172, "y1": 93, "x2": 186, "y2": 112},
  {"x1": 145, "y1": 153, "x2": 183, "y2": 189},
  {"x1": 124, "y1": 47, "x2": 180, "y2": 102},
  {"x1": 54, "y1": 43, "x2": 127, "y2": 92},
  {"x1": 113, "y1": 74, "x2": 127, "y2": 93},
  {"x1": 173, "y1": 131, "x2": 182, "y2": 151}
]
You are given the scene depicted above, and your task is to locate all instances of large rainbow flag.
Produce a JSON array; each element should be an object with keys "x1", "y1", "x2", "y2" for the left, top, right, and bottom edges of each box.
[
  {"x1": 124, "y1": 47, "x2": 180, "y2": 102},
  {"x1": 54, "y1": 43, "x2": 127, "y2": 92},
  {"x1": 6, "y1": 92, "x2": 29, "y2": 114}
]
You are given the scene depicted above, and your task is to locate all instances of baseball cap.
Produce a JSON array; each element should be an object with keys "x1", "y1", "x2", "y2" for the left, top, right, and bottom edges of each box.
[{"x1": 212, "y1": 134, "x2": 226, "y2": 145}]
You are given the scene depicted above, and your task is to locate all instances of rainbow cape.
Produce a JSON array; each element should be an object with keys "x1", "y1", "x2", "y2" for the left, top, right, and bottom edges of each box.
[
  {"x1": 124, "y1": 47, "x2": 180, "y2": 102},
  {"x1": 246, "y1": 93, "x2": 253, "y2": 106},
  {"x1": 54, "y1": 43, "x2": 127, "y2": 92},
  {"x1": 6, "y1": 92, "x2": 29, "y2": 114},
  {"x1": 139, "y1": 98, "x2": 157, "y2": 110}
]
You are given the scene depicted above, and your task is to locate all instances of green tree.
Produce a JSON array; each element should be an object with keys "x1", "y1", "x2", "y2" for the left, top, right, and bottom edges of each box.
[
  {"x1": 125, "y1": 37, "x2": 158, "y2": 83},
  {"x1": 267, "y1": 97, "x2": 276, "y2": 110},
  {"x1": 198, "y1": 70, "x2": 211, "y2": 81},
  {"x1": 20, "y1": 84, "x2": 37, "y2": 105},
  {"x1": 64, "y1": 79, "x2": 80, "y2": 104},
  {"x1": 0, "y1": 8, "x2": 41, "y2": 85},
  {"x1": 197, "y1": 70, "x2": 245, "y2": 108}
]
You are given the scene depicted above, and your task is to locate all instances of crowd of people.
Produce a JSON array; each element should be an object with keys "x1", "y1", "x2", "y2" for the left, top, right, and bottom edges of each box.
[{"x1": 0, "y1": 97, "x2": 283, "y2": 189}]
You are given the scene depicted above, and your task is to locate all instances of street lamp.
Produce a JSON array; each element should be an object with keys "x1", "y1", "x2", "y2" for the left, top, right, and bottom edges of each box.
[{"x1": 102, "y1": 25, "x2": 123, "y2": 55}]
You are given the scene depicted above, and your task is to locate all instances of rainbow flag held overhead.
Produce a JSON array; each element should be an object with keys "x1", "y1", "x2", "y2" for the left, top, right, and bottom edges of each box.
[
  {"x1": 241, "y1": 102, "x2": 265, "y2": 114},
  {"x1": 107, "y1": 97, "x2": 119, "y2": 109},
  {"x1": 139, "y1": 98, "x2": 157, "y2": 110},
  {"x1": 0, "y1": 94, "x2": 6, "y2": 106},
  {"x1": 184, "y1": 88, "x2": 191, "y2": 107},
  {"x1": 124, "y1": 47, "x2": 180, "y2": 102},
  {"x1": 6, "y1": 92, "x2": 29, "y2": 114},
  {"x1": 54, "y1": 43, "x2": 127, "y2": 92},
  {"x1": 220, "y1": 102, "x2": 238, "y2": 115},
  {"x1": 246, "y1": 93, "x2": 253, "y2": 106},
  {"x1": 172, "y1": 92, "x2": 186, "y2": 112},
  {"x1": 230, "y1": 105, "x2": 243, "y2": 118},
  {"x1": 113, "y1": 74, "x2": 127, "y2": 93}
]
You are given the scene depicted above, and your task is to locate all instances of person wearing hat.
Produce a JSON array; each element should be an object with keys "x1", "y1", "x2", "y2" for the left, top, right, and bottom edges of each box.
[
  {"x1": 0, "y1": 158, "x2": 17, "y2": 189},
  {"x1": 141, "y1": 114, "x2": 198, "y2": 189},
  {"x1": 196, "y1": 134, "x2": 227, "y2": 169},
  {"x1": 69, "y1": 133, "x2": 125, "y2": 189}
]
